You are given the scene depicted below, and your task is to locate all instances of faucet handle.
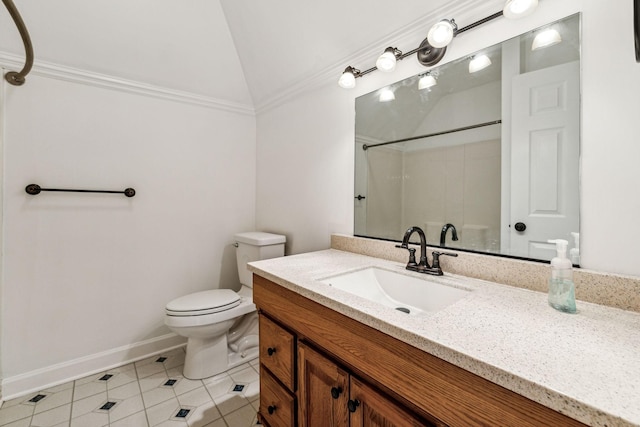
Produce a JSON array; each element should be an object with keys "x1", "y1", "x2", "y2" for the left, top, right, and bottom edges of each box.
[
  {"x1": 431, "y1": 251, "x2": 458, "y2": 269},
  {"x1": 396, "y1": 245, "x2": 417, "y2": 266}
]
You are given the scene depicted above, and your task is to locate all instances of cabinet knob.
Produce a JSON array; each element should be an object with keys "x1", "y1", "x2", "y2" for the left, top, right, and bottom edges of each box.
[
  {"x1": 330, "y1": 386, "x2": 343, "y2": 399},
  {"x1": 267, "y1": 347, "x2": 276, "y2": 356},
  {"x1": 267, "y1": 405, "x2": 276, "y2": 415},
  {"x1": 347, "y1": 399, "x2": 360, "y2": 413}
]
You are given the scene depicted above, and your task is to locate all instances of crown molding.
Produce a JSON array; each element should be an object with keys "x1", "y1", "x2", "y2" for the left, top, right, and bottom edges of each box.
[
  {"x1": 0, "y1": 51, "x2": 256, "y2": 116},
  {"x1": 254, "y1": 0, "x2": 506, "y2": 114}
]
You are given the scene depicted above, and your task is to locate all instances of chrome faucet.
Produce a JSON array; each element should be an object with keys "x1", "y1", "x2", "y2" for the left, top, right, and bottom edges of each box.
[
  {"x1": 396, "y1": 226, "x2": 458, "y2": 276},
  {"x1": 440, "y1": 223, "x2": 459, "y2": 246}
]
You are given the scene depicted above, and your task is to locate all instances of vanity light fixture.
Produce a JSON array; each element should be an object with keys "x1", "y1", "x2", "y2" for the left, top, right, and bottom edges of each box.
[
  {"x1": 418, "y1": 72, "x2": 437, "y2": 90},
  {"x1": 427, "y1": 19, "x2": 458, "y2": 48},
  {"x1": 378, "y1": 88, "x2": 395, "y2": 102},
  {"x1": 338, "y1": 66, "x2": 360, "y2": 89},
  {"x1": 2, "y1": 0, "x2": 34, "y2": 86},
  {"x1": 532, "y1": 28, "x2": 562, "y2": 50},
  {"x1": 468, "y1": 54, "x2": 492, "y2": 73},
  {"x1": 338, "y1": 0, "x2": 539, "y2": 89},
  {"x1": 503, "y1": 0, "x2": 538, "y2": 20},
  {"x1": 376, "y1": 47, "x2": 402, "y2": 72}
]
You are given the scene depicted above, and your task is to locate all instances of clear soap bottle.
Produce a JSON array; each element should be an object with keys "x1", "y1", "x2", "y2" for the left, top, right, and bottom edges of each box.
[{"x1": 548, "y1": 239, "x2": 576, "y2": 313}]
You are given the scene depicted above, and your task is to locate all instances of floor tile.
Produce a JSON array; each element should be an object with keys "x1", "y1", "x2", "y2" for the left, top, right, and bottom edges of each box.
[
  {"x1": 200, "y1": 419, "x2": 226, "y2": 427},
  {"x1": 171, "y1": 377, "x2": 203, "y2": 397},
  {"x1": 202, "y1": 375, "x2": 234, "y2": 400},
  {"x1": 0, "y1": 357, "x2": 258, "y2": 427},
  {"x1": 0, "y1": 417, "x2": 31, "y2": 427},
  {"x1": 0, "y1": 402, "x2": 34, "y2": 426},
  {"x1": 184, "y1": 401, "x2": 220, "y2": 427},
  {"x1": 244, "y1": 381, "x2": 260, "y2": 403},
  {"x1": 136, "y1": 362, "x2": 167, "y2": 379},
  {"x1": 176, "y1": 388, "x2": 212, "y2": 409},
  {"x1": 229, "y1": 367, "x2": 259, "y2": 385},
  {"x1": 222, "y1": 403, "x2": 257, "y2": 427},
  {"x1": 145, "y1": 398, "x2": 181, "y2": 426},
  {"x1": 109, "y1": 410, "x2": 148, "y2": 427},
  {"x1": 108, "y1": 381, "x2": 142, "y2": 401},
  {"x1": 75, "y1": 372, "x2": 105, "y2": 386},
  {"x1": 33, "y1": 388, "x2": 73, "y2": 414},
  {"x1": 70, "y1": 410, "x2": 109, "y2": 427},
  {"x1": 154, "y1": 420, "x2": 187, "y2": 427},
  {"x1": 142, "y1": 385, "x2": 177, "y2": 409},
  {"x1": 74, "y1": 380, "x2": 108, "y2": 401},
  {"x1": 30, "y1": 403, "x2": 71, "y2": 427},
  {"x1": 70, "y1": 392, "x2": 108, "y2": 419},
  {"x1": 43, "y1": 382, "x2": 74, "y2": 394},
  {"x1": 139, "y1": 372, "x2": 170, "y2": 393},
  {"x1": 109, "y1": 394, "x2": 144, "y2": 423},
  {"x1": 161, "y1": 350, "x2": 186, "y2": 371},
  {"x1": 106, "y1": 369, "x2": 138, "y2": 390},
  {"x1": 212, "y1": 392, "x2": 249, "y2": 416}
]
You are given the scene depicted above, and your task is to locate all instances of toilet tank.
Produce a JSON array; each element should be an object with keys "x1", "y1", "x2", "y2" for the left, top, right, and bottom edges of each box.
[{"x1": 235, "y1": 232, "x2": 286, "y2": 287}]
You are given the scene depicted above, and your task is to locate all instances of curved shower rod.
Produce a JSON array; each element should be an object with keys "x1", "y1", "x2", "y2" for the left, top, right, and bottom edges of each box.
[{"x1": 2, "y1": 0, "x2": 34, "y2": 86}]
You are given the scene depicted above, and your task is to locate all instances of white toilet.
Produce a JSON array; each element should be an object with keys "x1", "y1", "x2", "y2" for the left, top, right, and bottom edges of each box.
[{"x1": 165, "y1": 232, "x2": 286, "y2": 379}]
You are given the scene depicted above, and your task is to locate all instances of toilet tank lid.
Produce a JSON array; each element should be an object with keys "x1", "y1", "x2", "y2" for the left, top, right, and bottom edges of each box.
[{"x1": 235, "y1": 232, "x2": 286, "y2": 246}]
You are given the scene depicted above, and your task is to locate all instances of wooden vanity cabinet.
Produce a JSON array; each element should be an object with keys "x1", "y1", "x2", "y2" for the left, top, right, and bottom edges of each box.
[
  {"x1": 298, "y1": 342, "x2": 434, "y2": 427},
  {"x1": 254, "y1": 274, "x2": 587, "y2": 427}
]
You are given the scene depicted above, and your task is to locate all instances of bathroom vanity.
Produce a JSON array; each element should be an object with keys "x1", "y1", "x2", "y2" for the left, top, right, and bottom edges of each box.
[{"x1": 249, "y1": 249, "x2": 640, "y2": 427}]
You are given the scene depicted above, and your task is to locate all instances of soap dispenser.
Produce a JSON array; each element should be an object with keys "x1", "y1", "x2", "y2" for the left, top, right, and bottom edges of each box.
[{"x1": 548, "y1": 239, "x2": 576, "y2": 313}]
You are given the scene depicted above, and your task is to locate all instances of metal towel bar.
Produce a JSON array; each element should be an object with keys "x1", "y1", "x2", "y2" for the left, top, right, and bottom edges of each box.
[{"x1": 25, "y1": 184, "x2": 136, "y2": 197}]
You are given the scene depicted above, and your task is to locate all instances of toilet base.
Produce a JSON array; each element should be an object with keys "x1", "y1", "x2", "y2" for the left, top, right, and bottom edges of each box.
[
  {"x1": 182, "y1": 333, "x2": 259, "y2": 380},
  {"x1": 228, "y1": 345, "x2": 258, "y2": 371},
  {"x1": 183, "y1": 334, "x2": 229, "y2": 379}
]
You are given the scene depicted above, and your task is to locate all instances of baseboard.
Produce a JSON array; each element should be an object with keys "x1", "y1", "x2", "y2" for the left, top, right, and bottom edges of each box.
[{"x1": 1, "y1": 333, "x2": 186, "y2": 402}]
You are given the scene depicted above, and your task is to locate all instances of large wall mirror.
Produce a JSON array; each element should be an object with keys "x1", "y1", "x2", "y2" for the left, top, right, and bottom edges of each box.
[{"x1": 354, "y1": 13, "x2": 581, "y2": 263}]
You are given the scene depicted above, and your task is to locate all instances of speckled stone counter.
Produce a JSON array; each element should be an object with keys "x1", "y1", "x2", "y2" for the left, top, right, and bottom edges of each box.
[{"x1": 248, "y1": 249, "x2": 640, "y2": 427}]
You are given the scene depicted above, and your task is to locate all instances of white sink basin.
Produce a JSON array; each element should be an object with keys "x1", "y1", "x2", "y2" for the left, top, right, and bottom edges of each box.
[{"x1": 319, "y1": 267, "x2": 470, "y2": 316}]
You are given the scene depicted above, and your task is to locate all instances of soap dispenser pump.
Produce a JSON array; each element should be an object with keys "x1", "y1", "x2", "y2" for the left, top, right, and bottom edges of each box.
[{"x1": 548, "y1": 239, "x2": 576, "y2": 313}]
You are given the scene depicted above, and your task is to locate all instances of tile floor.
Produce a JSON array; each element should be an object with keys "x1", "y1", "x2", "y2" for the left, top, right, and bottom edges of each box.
[{"x1": 0, "y1": 347, "x2": 261, "y2": 427}]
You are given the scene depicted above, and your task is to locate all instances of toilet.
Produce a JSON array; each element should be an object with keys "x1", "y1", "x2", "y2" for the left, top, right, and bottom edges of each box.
[{"x1": 165, "y1": 232, "x2": 286, "y2": 379}]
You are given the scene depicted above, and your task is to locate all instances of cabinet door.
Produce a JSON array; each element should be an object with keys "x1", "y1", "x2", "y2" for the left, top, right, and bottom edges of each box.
[
  {"x1": 260, "y1": 313, "x2": 296, "y2": 391},
  {"x1": 349, "y1": 376, "x2": 435, "y2": 427},
  {"x1": 260, "y1": 366, "x2": 296, "y2": 427},
  {"x1": 298, "y1": 342, "x2": 349, "y2": 427}
]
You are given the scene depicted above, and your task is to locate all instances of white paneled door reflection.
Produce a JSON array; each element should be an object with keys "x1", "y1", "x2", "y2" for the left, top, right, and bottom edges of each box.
[{"x1": 510, "y1": 60, "x2": 580, "y2": 260}]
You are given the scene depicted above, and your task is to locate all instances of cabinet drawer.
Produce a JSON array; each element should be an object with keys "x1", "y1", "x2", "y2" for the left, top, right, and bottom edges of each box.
[
  {"x1": 260, "y1": 366, "x2": 296, "y2": 427},
  {"x1": 259, "y1": 313, "x2": 295, "y2": 390}
]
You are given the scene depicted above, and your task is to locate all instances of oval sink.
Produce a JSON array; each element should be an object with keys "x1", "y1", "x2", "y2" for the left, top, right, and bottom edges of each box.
[{"x1": 319, "y1": 267, "x2": 470, "y2": 316}]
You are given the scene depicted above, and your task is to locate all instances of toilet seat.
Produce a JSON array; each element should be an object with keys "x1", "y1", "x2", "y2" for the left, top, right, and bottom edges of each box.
[{"x1": 166, "y1": 289, "x2": 241, "y2": 316}]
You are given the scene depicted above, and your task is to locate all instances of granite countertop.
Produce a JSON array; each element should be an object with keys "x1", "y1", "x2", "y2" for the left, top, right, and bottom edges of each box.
[{"x1": 248, "y1": 249, "x2": 640, "y2": 427}]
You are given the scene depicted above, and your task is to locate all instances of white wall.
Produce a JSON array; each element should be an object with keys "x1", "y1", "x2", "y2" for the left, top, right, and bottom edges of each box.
[
  {"x1": 255, "y1": 0, "x2": 640, "y2": 278},
  {"x1": 255, "y1": 85, "x2": 354, "y2": 254},
  {"x1": 0, "y1": 71, "x2": 256, "y2": 397}
]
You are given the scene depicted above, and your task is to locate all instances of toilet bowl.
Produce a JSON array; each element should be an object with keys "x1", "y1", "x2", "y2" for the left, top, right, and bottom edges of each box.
[{"x1": 165, "y1": 232, "x2": 285, "y2": 379}]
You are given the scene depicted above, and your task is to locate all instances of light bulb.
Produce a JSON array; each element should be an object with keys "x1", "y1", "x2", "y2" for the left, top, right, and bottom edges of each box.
[
  {"x1": 469, "y1": 55, "x2": 492, "y2": 73},
  {"x1": 378, "y1": 88, "x2": 395, "y2": 102},
  {"x1": 376, "y1": 47, "x2": 398, "y2": 72},
  {"x1": 503, "y1": 0, "x2": 538, "y2": 19},
  {"x1": 427, "y1": 19, "x2": 456, "y2": 48},
  {"x1": 418, "y1": 74, "x2": 437, "y2": 90},
  {"x1": 338, "y1": 67, "x2": 357, "y2": 89},
  {"x1": 532, "y1": 28, "x2": 562, "y2": 51}
]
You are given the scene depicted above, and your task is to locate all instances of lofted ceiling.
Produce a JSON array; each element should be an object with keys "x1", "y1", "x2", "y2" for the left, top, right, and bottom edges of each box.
[{"x1": 0, "y1": 0, "x2": 501, "y2": 112}]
